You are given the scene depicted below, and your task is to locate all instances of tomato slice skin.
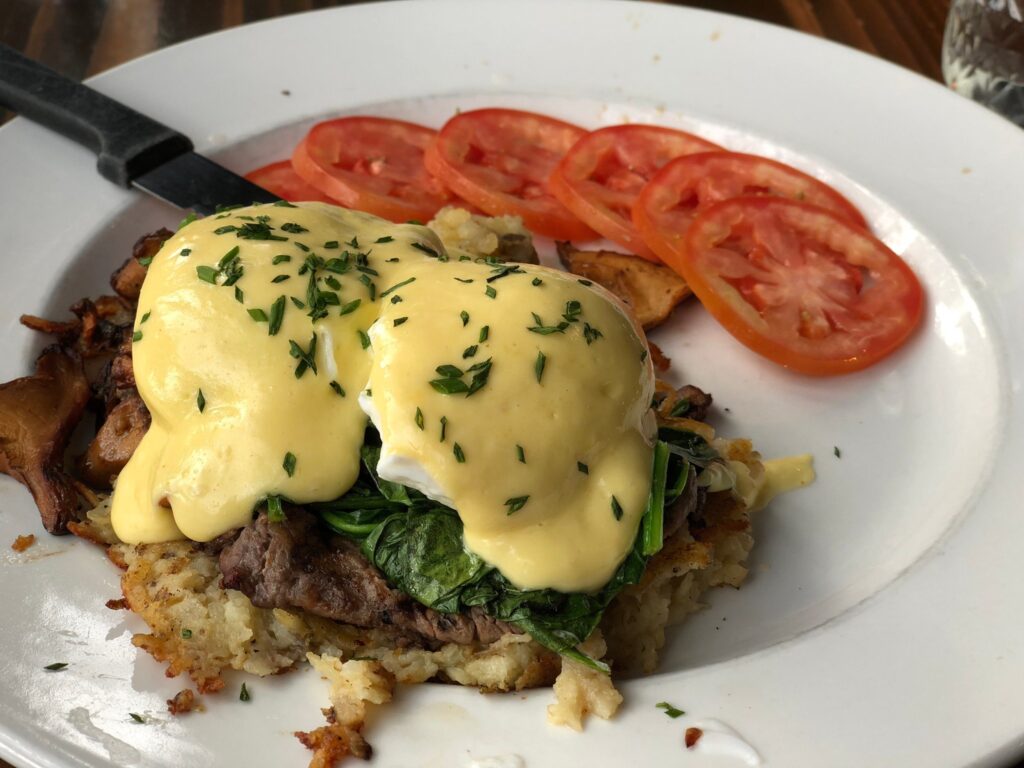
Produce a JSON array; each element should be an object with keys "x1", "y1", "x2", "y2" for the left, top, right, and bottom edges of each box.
[
  {"x1": 672, "y1": 197, "x2": 923, "y2": 375},
  {"x1": 424, "y1": 108, "x2": 596, "y2": 240},
  {"x1": 633, "y1": 151, "x2": 868, "y2": 265},
  {"x1": 291, "y1": 118, "x2": 455, "y2": 223},
  {"x1": 548, "y1": 125, "x2": 720, "y2": 261},
  {"x1": 245, "y1": 159, "x2": 335, "y2": 203}
]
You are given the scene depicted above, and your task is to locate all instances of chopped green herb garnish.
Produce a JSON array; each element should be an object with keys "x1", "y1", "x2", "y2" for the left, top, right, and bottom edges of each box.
[
  {"x1": 197, "y1": 389, "x2": 206, "y2": 413},
  {"x1": 240, "y1": 682, "x2": 252, "y2": 701},
  {"x1": 535, "y1": 351, "x2": 546, "y2": 383},
  {"x1": 375, "y1": 236, "x2": 394, "y2": 244},
  {"x1": 393, "y1": 317, "x2": 408, "y2": 327},
  {"x1": 44, "y1": 662, "x2": 68, "y2": 671},
  {"x1": 283, "y1": 452, "x2": 297, "y2": 477},
  {"x1": 129, "y1": 713, "x2": 145, "y2": 724},
  {"x1": 505, "y1": 496, "x2": 530, "y2": 515},
  {"x1": 562, "y1": 300, "x2": 582, "y2": 323},
  {"x1": 178, "y1": 212, "x2": 198, "y2": 230},
  {"x1": 180, "y1": 248, "x2": 192, "y2": 257},
  {"x1": 380, "y1": 277, "x2": 416, "y2": 298},
  {"x1": 431, "y1": 378, "x2": 469, "y2": 395},
  {"x1": 453, "y1": 443, "x2": 466, "y2": 463},
  {"x1": 339, "y1": 299, "x2": 361, "y2": 316},
  {"x1": 289, "y1": 333, "x2": 318, "y2": 378},
  {"x1": 359, "y1": 273, "x2": 377, "y2": 301},
  {"x1": 415, "y1": 407, "x2": 424, "y2": 430},
  {"x1": 834, "y1": 446, "x2": 842, "y2": 458},
  {"x1": 330, "y1": 381, "x2": 345, "y2": 397},
  {"x1": 268, "y1": 295, "x2": 286, "y2": 336},
  {"x1": 290, "y1": 296, "x2": 305, "y2": 309},
  {"x1": 390, "y1": 295, "x2": 403, "y2": 304},
  {"x1": 181, "y1": 628, "x2": 193, "y2": 639},
  {"x1": 516, "y1": 445, "x2": 526, "y2": 464},
  {"x1": 479, "y1": 325, "x2": 489, "y2": 342},
  {"x1": 196, "y1": 265, "x2": 219, "y2": 284},
  {"x1": 323, "y1": 240, "x2": 339, "y2": 249},
  {"x1": 577, "y1": 461, "x2": 589, "y2": 474},
  {"x1": 485, "y1": 285, "x2": 497, "y2": 299},
  {"x1": 640, "y1": 349, "x2": 648, "y2": 362},
  {"x1": 235, "y1": 286, "x2": 244, "y2": 303},
  {"x1": 140, "y1": 311, "x2": 151, "y2": 323},
  {"x1": 132, "y1": 330, "x2": 143, "y2": 342},
  {"x1": 462, "y1": 345, "x2": 478, "y2": 358},
  {"x1": 348, "y1": 236, "x2": 360, "y2": 249},
  {"x1": 531, "y1": 277, "x2": 543, "y2": 287},
  {"x1": 272, "y1": 254, "x2": 292, "y2": 265},
  {"x1": 527, "y1": 313, "x2": 569, "y2": 335},
  {"x1": 583, "y1": 322, "x2": 603, "y2": 345},
  {"x1": 358, "y1": 330, "x2": 371, "y2": 350},
  {"x1": 137, "y1": 256, "x2": 153, "y2": 267},
  {"x1": 668, "y1": 398, "x2": 691, "y2": 418},
  {"x1": 266, "y1": 496, "x2": 285, "y2": 523},
  {"x1": 578, "y1": 279, "x2": 593, "y2": 287},
  {"x1": 611, "y1": 496, "x2": 624, "y2": 521},
  {"x1": 460, "y1": 310, "x2": 470, "y2": 327},
  {"x1": 281, "y1": 222, "x2": 308, "y2": 234},
  {"x1": 440, "y1": 416, "x2": 448, "y2": 443},
  {"x1": 656, "y1": 701, "x2": 685, "y2": 718},
  {"x1": 248, "y1": 308, "x2": 268, "y2": 322},
  {"x1": 412, "y1": 241, "x2": 440, "y2": 258},
  {"x1": 271, "y1": 274, "x2": 291, "y2": 283},
  {"x1": 273, "y1": 200, "x2": 296, "y2": 208}
]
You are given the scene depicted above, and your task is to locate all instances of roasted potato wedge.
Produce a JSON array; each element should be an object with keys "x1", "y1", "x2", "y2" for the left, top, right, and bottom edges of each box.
[{"x1": 555, "y1": 242, "x2": 690, "y2": 330}]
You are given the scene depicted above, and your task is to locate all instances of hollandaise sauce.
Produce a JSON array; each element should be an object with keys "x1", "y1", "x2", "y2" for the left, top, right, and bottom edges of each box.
[{"x1": 111, "y1": 203, "x2": 655, "y2": 593}]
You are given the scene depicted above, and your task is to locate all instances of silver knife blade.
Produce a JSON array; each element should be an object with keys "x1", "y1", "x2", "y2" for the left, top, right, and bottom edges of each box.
[{"x1": 132, "y1": 151, "x2": 279, "y2": 215}]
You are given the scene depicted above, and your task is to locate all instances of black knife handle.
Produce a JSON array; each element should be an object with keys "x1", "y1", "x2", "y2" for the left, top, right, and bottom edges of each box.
[{"x1": 0, "y1": 44, "x2": 193, "y2": 187}]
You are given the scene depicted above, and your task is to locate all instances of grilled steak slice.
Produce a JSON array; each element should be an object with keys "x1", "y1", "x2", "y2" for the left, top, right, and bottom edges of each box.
[
  {"x1": 219, "y1": 508, "x2": 516, "y2": 646},
  {"x1": 0, "y1": 346, "x2": 91, "y2": 533}
]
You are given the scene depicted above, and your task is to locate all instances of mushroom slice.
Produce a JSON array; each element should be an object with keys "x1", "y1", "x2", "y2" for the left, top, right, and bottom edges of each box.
[
  {"x1": 556, "y1": 241, "x2": 691, "y2": 330},
  {"x1": 0, "y1": 345, "x2": 91, "y2": 533}
]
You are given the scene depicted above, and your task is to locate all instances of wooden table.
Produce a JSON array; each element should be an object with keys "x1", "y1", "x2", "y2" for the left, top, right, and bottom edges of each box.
[{"x1": 0, "y1": 2, "x2": 956, "y2": 767}]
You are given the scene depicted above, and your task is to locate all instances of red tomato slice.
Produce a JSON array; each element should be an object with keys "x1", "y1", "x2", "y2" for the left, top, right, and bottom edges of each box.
[
  {"x1": 291, "y1": 118, "x2": 455, "y2": 223},
  {"x1": 548, "y1": 125, "x2": 720, "y2": 261},
  {"x1": 673, "y1": 197, "x2": 923, "y2": 375},
  {"x1": 424, "y1": 108, "x2": 596, "y2": 240},
  {"x1": 633, "y1": 151, "x2": 868, "y2": 264},
  {"x1": 245, "y1": 159, "x2": 335, "y2": 203}
]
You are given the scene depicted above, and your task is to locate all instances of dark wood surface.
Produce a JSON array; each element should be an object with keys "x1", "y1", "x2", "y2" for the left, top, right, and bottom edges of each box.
[{"x1": 0, "y1": 2, "x2": 960, "y2": 767}]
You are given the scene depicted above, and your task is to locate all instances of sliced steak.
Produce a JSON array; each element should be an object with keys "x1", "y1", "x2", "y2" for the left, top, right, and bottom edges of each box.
[{"x1": 219, "y1": 508, "x2": 516, "y2": 646}]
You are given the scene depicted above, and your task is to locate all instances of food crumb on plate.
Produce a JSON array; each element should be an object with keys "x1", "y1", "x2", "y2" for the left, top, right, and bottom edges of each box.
[{"x1": 11, "y1": 534, "x2": 35, "y2": 552}]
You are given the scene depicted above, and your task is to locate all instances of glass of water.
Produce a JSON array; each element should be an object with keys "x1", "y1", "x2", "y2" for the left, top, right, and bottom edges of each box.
[{"x1": 942, "y1": 0, "x2": 1024, "y2": 126}]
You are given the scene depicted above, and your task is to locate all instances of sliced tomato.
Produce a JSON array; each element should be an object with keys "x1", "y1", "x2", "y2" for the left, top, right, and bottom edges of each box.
[
  {"x1": 633, "y1": 151, "x2": 868, "y2": 264},
  {"x1": 548, "y1": 125, "x2": 720, "y2": 261},
  {"x1": 291, "y1": 118, "x2": 455, "y2": 223},
  {"x1": 673, "y1": 197, "x2": 923, "y2": 375},
  {"x1": 424, "y1": 108, "x2": 596, "y2": 240},
  {"x1": 245, "y1": 159, "x2": 335, "y2": 203}
]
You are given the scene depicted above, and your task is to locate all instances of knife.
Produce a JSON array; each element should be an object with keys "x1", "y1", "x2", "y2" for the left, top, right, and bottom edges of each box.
[{"x1": 0, "y1": 44, "x2": 279, "y2": 215}]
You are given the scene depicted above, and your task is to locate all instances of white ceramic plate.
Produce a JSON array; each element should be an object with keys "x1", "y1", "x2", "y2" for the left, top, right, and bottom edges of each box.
[{"x1": 1, "y1": 2, "x2": 1022, "y2": 766}]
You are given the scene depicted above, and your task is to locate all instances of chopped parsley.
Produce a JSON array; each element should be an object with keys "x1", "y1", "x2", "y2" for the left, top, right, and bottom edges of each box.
[
  {"x1": 272, "y1": 254, "x2": 291, "y2": 265},
  {"x1": 534, "y1": 351, "x2": 546, "y2": 383},
  {"x1": 440, "y1": 416, "x2": 448, "y2": 442},
  {"x1": 44, "y1": 662, "x2": 68, "y2": 671},
  {"x1": 415, "y1": 407, "x2": 424, "y2": 430},
  {"x1": 268, "y1": 295, "x2": 286, "y2": 336},
  {"x1": 460, "y1": 310, "x2": 470, "y2": 327},
  {"x1": 504, "y1": 495, "x2": 529, "y2": 514},
  {"x1": 289, "y1": 333, "x2": 318, "y2": 378},
  {"x1": 129, "y1": 713, "x2": 145, "y2": 724},
  {"x1": 479, "y1": 325, "x2": 489, "y2": 343},
  {"x1": 656, "y1": 701, "x2": 685, "y2": 718},
  {"x1": 393, "y1": 317, "x2": 409, "y2": 327},
  {"x1": 834, "y1": 446, "x2": 842, "y2": 459},
  {"x1": 453, "y1": 443, "x2": 466, "y2": 463},
  {"x1": 577, "y1": 461, "x2": 589, "y2": 475},
  {"x1": 583, "y1": 322, "x2": 603, "y2": 345},
  {"x1": 531, "y1": 277, "x2": 543, "y2": 287},
  {"x1": 358, "y1": 329, "x2": 371, "y2": 350},
  {"x1": 132, "y1": 330, "x2": 143, "y2": 342},
  {"x1": 280, "y1": 222, "x2": 308, "y2": 234},
  {"x1": 339, "y1": 299, "x2": 361, "y2": 316},
  {"x1": 330, "y1": 381, "x2": 345, "y2": 397},
  {"x1": 239, "y1": 682, "x2": 252, "y2": 702},
  {"x1": 462, "y1": 345, "x2": 478, "y2": 359},
  {"x1": 380, "y1": 277, "x2": 416, "y2": 298},
  {"x1": 272, "y1": 274, "x2": 291, "y2": 283},
  {"x1": 196, "y1": 265, "x2": 219, "y2": 284},
  {"x1": 248, "y1": 308, "x2": 268, "y2": 322},
  {"x1": 516, "y1": 445, "x2": 526, "y2": 464},
  {"x1": 485, "y1": 285, "x2": 497, "y2": 299},
  {"x1": 283, "y1": 452, "x2": 297, "y2": 477},
  {"x1": 375, "y1": 236, "x2": 394, "y2": 244},
  {"x1": 181, "y1": 628, "x2": 193, "y2": 639},
  {"x1": 266, "y1": 496, "x2": 285, "y2": 523},
  {"x1": 196, "y1": 389, "x2": 206, "y2": 413},
  {"x1": 611, "y1": 496, "x2": 624, "y2": 521}
]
